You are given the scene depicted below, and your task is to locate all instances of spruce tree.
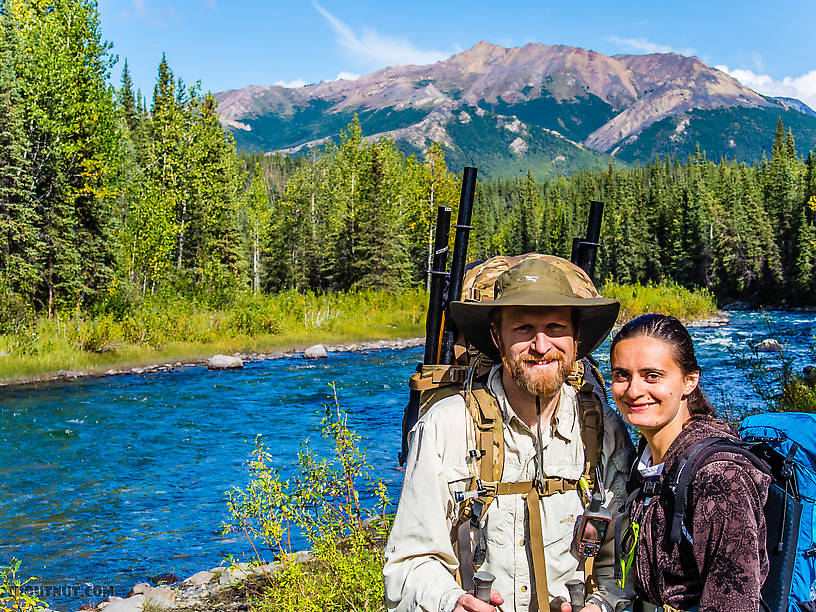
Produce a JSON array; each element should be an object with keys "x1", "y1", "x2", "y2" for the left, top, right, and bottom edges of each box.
[
  {"x1": 8, "y1": 0, "x2": 120, "y2": 313},
  {"x1": 0, "y1": 9, "x2": 39, "y2": 302}
]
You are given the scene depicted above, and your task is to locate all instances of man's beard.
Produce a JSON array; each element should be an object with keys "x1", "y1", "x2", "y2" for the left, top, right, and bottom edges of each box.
[{"x1": 500, "y1": 345, "x2": 575, "y2": 399}]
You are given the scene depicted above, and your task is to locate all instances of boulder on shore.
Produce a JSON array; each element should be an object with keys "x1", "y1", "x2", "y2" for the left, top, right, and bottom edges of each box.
[
  {"x1": 207, "y1": 354, "x2": 244, "y2": 370},
  {"x1": 102, "y1": 594, "x2": 145, "y2": 612},
  {"x1": 304, "y1": 344, "x2": 328, "y2": 359}
]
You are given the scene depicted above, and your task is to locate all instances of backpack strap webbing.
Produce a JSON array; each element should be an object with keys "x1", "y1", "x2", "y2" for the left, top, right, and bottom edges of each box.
[
  {"x1": 577, "y1": 380, "x2": 604, "y2": 492},
  {"x1": 455, "y1": 383, "x2": 605, "y2": 604},
  {"x1": 667, "y1": 437, "x2": 772, "y2": 544},
  {"x1": 527, "y1": 485, "x2": 550, "y2": 612}
]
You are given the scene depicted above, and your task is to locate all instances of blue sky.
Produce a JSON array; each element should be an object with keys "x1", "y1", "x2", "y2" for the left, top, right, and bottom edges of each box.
[{"x1": 98, "y1": 0, "x2": 816, "y2": 109}]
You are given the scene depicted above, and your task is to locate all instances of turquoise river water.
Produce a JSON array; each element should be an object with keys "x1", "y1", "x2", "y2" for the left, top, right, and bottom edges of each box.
[{"x1": 1, "y1": 310, "x2": 815, "y2": 610}]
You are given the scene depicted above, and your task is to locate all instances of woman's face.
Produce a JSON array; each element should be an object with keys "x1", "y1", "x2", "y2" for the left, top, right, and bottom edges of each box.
[{"x1": 610, "y1": 336, "x2": 699, "y2": 433}]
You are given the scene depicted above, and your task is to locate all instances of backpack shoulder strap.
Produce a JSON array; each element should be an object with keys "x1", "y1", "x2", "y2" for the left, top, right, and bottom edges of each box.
[
  {"x1": 577, "y1": 380, "x2": 604, "y2": 491},
  {"x1": 465, "y1": 384, "x2": 504, "y2": 484},
  {"x1": 668, "y1": 437, "x2": 772, "y2": 543}
]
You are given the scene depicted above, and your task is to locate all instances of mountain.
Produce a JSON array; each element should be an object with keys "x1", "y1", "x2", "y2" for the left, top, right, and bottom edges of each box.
[
  {"x1": 774, "y1": 96, "x2": 816, "y2": 118},
  {"x1": 216, "y1": 42, "x2": 816, "y2": 176}
]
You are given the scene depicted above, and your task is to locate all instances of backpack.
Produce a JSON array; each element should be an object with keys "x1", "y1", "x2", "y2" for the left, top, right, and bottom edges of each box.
[
  {"x1": 740, "y1": 412, "x2": 816, "y2": 612},
  {"x1": 622, "y1": 412, "x2": 816, "y2": 612},
  {"x1": 407, "y1": 253, "x2": 610, "y2": 610}
]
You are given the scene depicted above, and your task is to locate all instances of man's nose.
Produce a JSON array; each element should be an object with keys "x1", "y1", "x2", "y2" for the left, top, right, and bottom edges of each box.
[{"x1": 531, "y1": 331, "x2": 552, "y2": 354}]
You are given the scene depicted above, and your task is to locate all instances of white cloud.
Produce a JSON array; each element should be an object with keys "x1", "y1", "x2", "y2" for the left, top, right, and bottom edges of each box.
[
  {"x1": 274, "y1": 78, "x2": 307, "y2": 88},
  {"x1": 607, "y1": 36, "x2": 695, "y2": 57},
  {"x1": 335, "y1": 71, "x2": 360, "y2": 81},
  {"x1": 716, "y1": 65, "x2": 816, "y2": 112},
  {"x1": 119, "y1": 0, "x2": 178, "y2": 27},
  {"x1": 313, "y1": 2, "x2": 451, "y2": 68}
]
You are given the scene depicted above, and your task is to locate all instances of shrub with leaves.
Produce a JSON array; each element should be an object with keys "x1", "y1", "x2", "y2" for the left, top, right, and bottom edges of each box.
[
  {"x1": 0, "y1": 559, "x2": 49, "y2": 612},
  {"x1": 223, "y1": 384, "x2": 391, "y2": 611},
  {"x1": 226, "y1": 305, "x2": 281, "y2": 337}
]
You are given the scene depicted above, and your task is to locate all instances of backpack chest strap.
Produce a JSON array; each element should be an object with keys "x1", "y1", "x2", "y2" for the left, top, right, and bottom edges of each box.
[{"x1": 489, "y1": 478, "x2": 579, "y2": 496}]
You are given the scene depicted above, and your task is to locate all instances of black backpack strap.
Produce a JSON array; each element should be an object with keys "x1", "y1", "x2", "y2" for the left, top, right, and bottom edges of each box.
[{"x1": 669, "y1": 437, "x2": 772, "y2": 544}]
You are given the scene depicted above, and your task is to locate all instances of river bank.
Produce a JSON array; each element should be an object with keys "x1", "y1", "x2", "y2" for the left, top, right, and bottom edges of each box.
[
  {"x1": 0, "y1": 336, "x2": 424, "y2": 389},
  {"x1": 0, "y1": 313, "x2": 730, "y2": 389},
  {"x1": 0, "y1": 283, "x2": 722, "y2": 387}
]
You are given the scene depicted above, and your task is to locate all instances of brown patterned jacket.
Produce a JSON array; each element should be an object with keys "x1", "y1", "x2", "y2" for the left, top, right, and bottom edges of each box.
[{"x1": 630, "y1": 415, "x2": 771, "y2": 611}]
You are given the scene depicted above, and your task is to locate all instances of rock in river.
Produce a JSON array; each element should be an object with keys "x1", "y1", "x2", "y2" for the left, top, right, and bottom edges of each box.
[
  {"x1": 304, "y1": 344, "x2": 328, "y2": 359},
  {"x1": 207, "y1": 354, "x2": 244, "y2": 370},
  {"x1": 756, "y1": 338, "x2": 782, "y2": 351}
]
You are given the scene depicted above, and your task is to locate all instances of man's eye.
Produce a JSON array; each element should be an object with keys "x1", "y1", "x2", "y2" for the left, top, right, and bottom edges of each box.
[
  {"x1": 611, "y1": 372, "x2": 629, "y2": 382},
  {"x1": 645, "y1": 372, "x2": 661, "y2": 382}
]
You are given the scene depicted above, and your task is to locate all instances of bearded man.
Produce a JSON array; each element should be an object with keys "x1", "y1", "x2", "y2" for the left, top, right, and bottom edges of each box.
[{"x1": 384, "y1": 257, "x2": 635, "y2": 612}]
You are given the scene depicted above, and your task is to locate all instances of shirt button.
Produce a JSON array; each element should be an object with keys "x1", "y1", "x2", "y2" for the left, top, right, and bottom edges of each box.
[
  {"x1": 519, "y1": 538, "x2": 525, "y2": 546},
  {"x1": 521, "y1": 586, "x2": 528, "y2": 592}
]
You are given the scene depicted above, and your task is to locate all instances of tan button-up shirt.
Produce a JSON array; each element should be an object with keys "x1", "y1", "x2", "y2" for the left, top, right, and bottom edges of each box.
[{"x1": 384, "y1": 365, "x2": 634, "y2": 612}]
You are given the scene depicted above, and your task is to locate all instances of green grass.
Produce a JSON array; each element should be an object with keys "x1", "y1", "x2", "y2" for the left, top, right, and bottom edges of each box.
[
  {"x1": 0, "y1": 289, "x2": 427, "y2": 384},
  {"x1": 603, "y1": 280, "x2": 719, "y2": 323},
  {"x1": 0, "y1": 282, "x2": 719, "y2": 385}
]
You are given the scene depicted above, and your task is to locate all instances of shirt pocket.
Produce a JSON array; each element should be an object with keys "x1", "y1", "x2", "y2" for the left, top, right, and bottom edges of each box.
[{"x1": 541, "y1": 497, "x2": 581, "y2": 547}]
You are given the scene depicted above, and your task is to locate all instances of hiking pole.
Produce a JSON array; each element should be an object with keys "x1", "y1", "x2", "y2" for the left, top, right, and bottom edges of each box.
[
  {"x1": 399, "y1": 205, "x2": 452, "y2": 465},
  {"x1": 565, "y1": 579, "x2": 586, "y2": 609},
  {"x1": 439, "y1": 167, "x2": 477, "y2": 365},
  {"x1": 473, "y1": 570, "x2": 496, "y2": 603}
]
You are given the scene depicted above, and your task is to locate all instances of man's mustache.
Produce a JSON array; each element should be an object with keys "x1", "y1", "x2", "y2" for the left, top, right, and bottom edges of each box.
[{"x1": 518, "y1": 350, "x2": 565, "y2": 365}]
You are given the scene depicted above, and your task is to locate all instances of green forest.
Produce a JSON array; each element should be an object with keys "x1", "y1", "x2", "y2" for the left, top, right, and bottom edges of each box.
[{"x1": 1, "y1": 0, "x2": 815, "y2": 347}]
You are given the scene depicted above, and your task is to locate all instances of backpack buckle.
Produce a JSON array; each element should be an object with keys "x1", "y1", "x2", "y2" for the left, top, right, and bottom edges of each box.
[
  {"x1": 471, "y1": 499, "x2": 485, "y2": 528},
  {"x1": 642, "y1": 479, "x2": 662, "y2": 497}
]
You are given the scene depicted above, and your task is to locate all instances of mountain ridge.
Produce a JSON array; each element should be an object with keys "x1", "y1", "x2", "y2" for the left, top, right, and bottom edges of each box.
[{"x1": 215, "y1": 41, "x2": 816, "y2": 175}]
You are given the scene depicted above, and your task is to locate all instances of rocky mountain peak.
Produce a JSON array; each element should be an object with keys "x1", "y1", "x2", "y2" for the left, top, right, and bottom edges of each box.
[{"x1": 215, "y1": 41, "x2": 815, "y2": 173}]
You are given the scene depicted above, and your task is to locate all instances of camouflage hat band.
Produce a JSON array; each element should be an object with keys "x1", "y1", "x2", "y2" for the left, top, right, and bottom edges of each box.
[{"x1": 460, "y1": 288, "x2": 617, "y2": 310}]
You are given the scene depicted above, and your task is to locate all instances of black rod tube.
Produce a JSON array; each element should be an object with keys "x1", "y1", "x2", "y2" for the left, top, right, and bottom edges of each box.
[
  {"x1": 586, "y1": 200, "x2": 604, "y2": 245},
  {"x1": 439, "y1": 167, "x2": 478, "y2": 364},
  {"x1": 423, "y1": 206, "x2": 452, "y2": 365},
  {"x1": 577, "y1": 200, "x2": 604, "y2": 280},
  {"x1": 401, "y1": 205, "x2": 452, "y2": 465}
]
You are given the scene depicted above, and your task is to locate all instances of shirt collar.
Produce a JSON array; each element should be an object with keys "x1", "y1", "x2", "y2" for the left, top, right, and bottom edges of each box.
[
  {"x1": 487, "y1": 364, "x2": 578, "y2": 440},
  {"x1": 637, "y1": 445, "x2": 665, "y2": 478}
]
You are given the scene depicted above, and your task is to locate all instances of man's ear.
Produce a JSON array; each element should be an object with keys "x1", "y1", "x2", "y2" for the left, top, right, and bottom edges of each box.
[{"x1": 489, "y1": 324, "x2": 500, "y2": 350}]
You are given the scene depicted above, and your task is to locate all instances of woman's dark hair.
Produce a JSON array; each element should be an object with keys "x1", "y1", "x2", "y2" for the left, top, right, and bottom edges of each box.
[{"x1": 609, "y1": 313, "x2": 716, "y2": 417}]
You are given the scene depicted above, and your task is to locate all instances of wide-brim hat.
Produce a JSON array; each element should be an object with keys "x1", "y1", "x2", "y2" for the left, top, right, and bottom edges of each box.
[{"x1": 450, "y1": 256, "x2": 619, "y2": 361}]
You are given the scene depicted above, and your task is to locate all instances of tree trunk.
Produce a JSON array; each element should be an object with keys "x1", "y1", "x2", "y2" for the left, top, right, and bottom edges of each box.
[
  {"x1": 176, "y1": 199, "x2": 187, "y2": 269},
  {"x1": 253, "y1": 227, "x2": 260, "y2": 294}
]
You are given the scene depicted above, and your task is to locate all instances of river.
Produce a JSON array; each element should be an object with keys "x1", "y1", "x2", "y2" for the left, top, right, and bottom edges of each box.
[{"x1": 1, "y1": 310, "x2": 814, "y2": 610}]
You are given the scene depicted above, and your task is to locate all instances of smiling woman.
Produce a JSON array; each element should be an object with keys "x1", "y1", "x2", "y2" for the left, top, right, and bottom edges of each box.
[{"x1": 608, "y1": 314, "x2": 771, "y2": 612}]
